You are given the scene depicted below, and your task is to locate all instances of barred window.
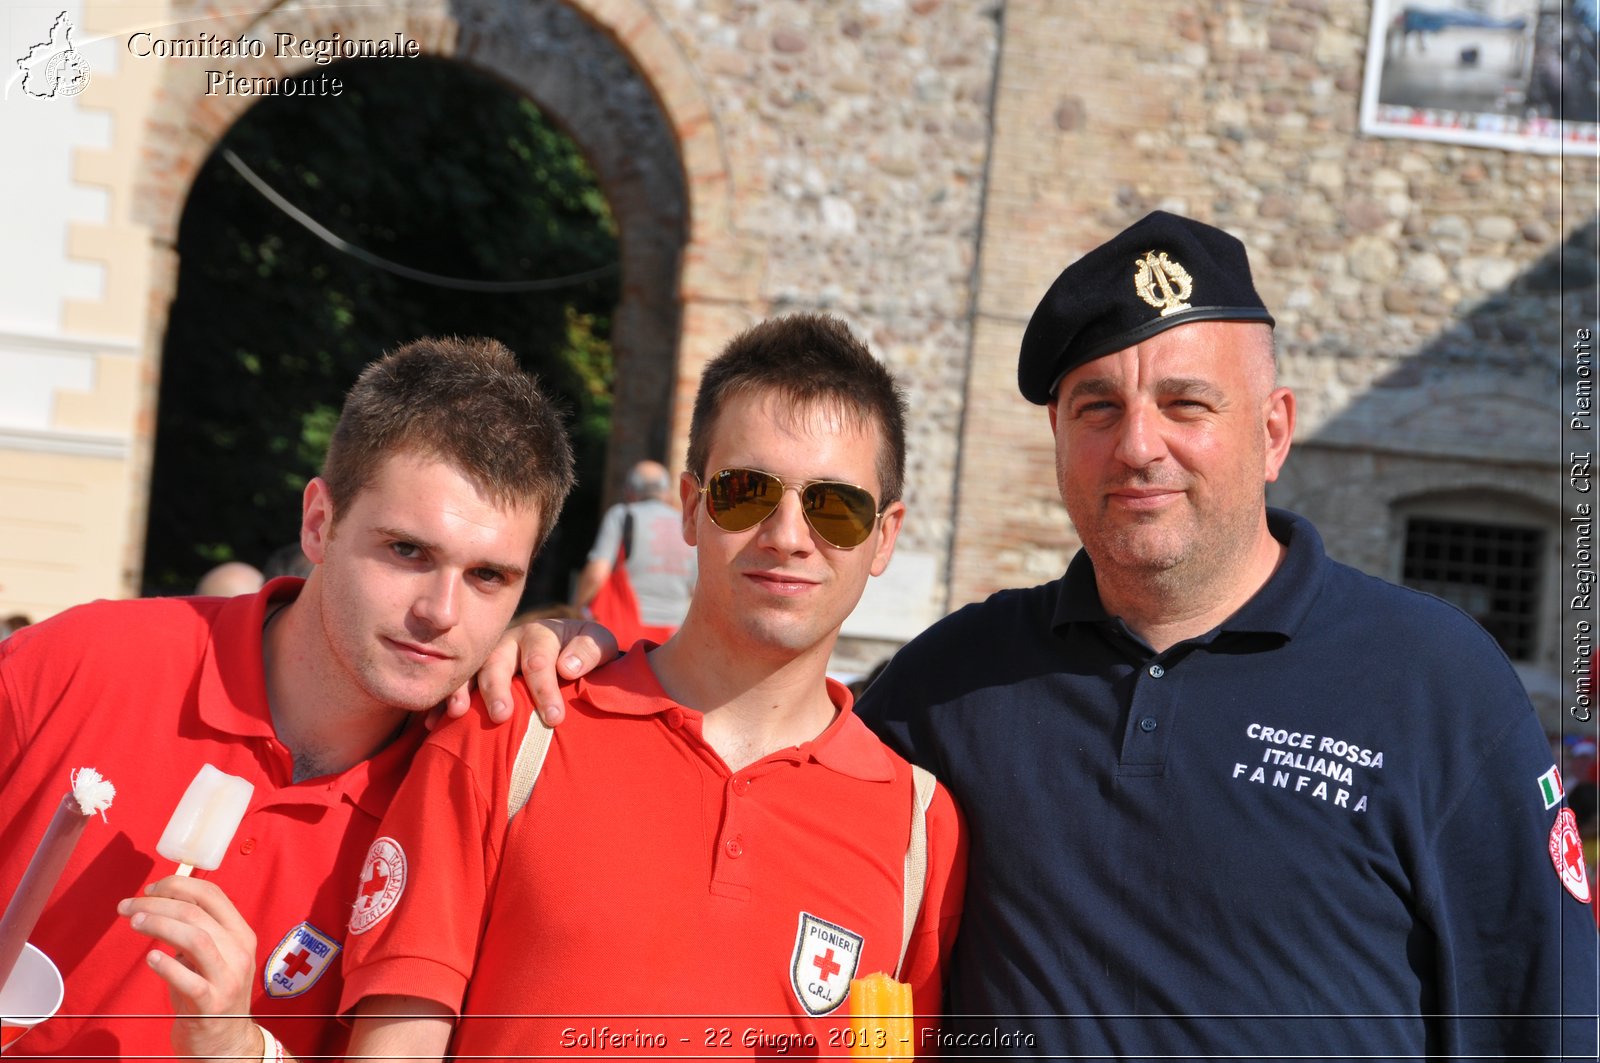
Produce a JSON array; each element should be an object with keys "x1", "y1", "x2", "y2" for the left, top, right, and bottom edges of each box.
[{"x1": 1401, "y1": 518, "x2": 1543, "y2": 660}]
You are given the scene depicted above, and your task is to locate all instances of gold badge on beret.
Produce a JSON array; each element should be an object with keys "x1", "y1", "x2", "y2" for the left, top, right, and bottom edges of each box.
[{"x1": 1133, "y1": 250, "x2": 1194, "y2": 317}]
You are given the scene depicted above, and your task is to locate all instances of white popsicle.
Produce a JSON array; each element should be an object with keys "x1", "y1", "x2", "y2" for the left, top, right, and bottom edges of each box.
[{"x1": 156, "y1": 764, "x2": 254, "y2": 875}]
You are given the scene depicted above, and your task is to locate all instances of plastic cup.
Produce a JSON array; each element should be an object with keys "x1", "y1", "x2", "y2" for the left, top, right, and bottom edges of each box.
[{"x1": 0, "y1": 943, "x2": 64, "y2": 1049}]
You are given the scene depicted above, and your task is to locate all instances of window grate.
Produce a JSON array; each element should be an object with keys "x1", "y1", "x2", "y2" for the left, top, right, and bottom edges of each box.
[{"x1": 1402, "y1": 518, "x2": 1542, "y2": 660}]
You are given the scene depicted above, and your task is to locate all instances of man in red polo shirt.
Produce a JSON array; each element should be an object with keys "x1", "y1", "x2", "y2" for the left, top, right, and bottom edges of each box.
[
  {"x1": 340, "y1": 314, "x2": 967, "y2": 1060},
  {"x1": 0, "y1": 338, "x2": 573, "y2": 1060}
]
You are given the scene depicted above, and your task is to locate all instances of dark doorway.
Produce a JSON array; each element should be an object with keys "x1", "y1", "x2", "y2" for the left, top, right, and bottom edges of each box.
[{"x1": 143, "y1": 56, "x2": 618, "y2": 606}]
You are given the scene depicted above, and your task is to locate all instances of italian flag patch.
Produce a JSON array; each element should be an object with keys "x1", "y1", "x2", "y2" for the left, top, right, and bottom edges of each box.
[{"x1": 1538, "y1": 765, "x2": 1564, "y2": 810}]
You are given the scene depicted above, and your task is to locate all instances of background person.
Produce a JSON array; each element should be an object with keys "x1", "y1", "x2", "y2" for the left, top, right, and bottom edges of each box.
[
  {"x1": 262, "y1": 542, "x2": 314, "y2": 581},
  {"x1": 194, "y1": 560, "x2": 265, "y2": 597},
  {"x1": 571, "y1": 458, "x2": 696, "y2": 643}
]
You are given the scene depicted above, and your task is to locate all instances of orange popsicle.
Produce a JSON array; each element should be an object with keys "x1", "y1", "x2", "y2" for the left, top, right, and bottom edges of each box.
[{"x1": 848, "y1": 971, "x2": 912, "y2": 1061}]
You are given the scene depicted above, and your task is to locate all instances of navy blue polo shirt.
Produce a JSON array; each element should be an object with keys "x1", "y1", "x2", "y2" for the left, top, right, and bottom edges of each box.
[{"x1": 860, "y1": 509, "x2": 1597, "y2": 1059}]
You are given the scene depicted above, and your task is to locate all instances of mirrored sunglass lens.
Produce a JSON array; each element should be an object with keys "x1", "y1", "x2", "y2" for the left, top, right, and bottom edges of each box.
[
  {"x1": 709, "y1": 469, "x2": 780, "y2": 530},
  {"x1": 803, "y1": 483, "x2": 877, "y2": 547}
]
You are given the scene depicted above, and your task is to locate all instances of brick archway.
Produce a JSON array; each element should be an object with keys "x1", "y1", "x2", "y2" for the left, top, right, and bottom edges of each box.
[{"x1": 129, "y1": 0, "x2": 755, "y2": 575}]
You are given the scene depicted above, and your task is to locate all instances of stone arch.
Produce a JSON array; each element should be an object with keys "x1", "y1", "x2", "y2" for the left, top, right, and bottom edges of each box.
[{"x1": 129, "y1": 0, "x2": 754, "y2": 575}]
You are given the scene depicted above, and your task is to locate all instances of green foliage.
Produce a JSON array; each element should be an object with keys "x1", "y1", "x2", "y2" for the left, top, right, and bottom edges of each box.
[{"x1": 144, "y1": 58, "x2": 619, "y2": 601}]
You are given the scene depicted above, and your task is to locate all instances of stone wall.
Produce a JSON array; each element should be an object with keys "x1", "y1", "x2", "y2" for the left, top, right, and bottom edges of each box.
[
  {"x1": 957, "y1": 0, "x2": 1596, "y2": 609},
  {"x1": 645, "y1": 0, "x2": 1002, "y2": 616}
]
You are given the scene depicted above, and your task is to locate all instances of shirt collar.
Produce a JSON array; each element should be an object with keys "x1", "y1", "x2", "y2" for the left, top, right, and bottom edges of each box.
[
  {"x1": 196, "y1": 576, "x2": 302, "y2": 740},
  {"x1": 573, "y1": 647, "x2": 897, "y2": 783},
  {"x1": 1221, "y1": 508, "x2": 1326, "y2": 639},
  {"x1": 1052, "y1": 507, "x2": 1327, "y2": 642}
]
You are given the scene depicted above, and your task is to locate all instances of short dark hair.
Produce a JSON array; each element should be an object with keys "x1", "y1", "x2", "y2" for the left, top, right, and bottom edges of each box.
[
  {"x1": 323, "y1": 337, "x2": 576, "y2": 552},
  {"x1": 686, "y1": 314, "x2": 908, "y2": 504}
]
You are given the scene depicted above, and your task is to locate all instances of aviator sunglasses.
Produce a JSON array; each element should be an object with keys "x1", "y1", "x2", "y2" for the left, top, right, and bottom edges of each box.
[{"x1": 697, "y1": 467, "x2": 884, "y2": 550}]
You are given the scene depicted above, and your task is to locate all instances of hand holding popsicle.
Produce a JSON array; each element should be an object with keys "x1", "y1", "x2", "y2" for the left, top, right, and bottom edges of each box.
[
  {"x1": 119, "y1": 876, "x2": 264, "y2": 1062},
  {"x1": 120, "y1": 764, "x2": 264, "y2": 1061}
]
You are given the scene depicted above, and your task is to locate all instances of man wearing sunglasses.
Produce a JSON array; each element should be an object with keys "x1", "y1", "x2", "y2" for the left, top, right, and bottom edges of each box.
[{"x1": 338, "y1": 313, "x2": 966, "y2": 1061}]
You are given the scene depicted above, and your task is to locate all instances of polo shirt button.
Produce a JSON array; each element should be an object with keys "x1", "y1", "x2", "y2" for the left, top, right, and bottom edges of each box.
[
  {"x1": 732, "y1": 777, "x2": 751, "y2": 796},
  {"x1": 665, "y1": 708, "x2": 684, "y2": 728},
  {"x1": 238, "y1": 838, "x2": 256, "y2": 855},
  {"x1": 724, "y1": 836, "x2": 744, "y2": 858},
  {"x1": 1148, "y1": 664, "x2": 1165, "y2": 678},
  {"x1": 1138, "y1": 717, "x2": 1158, "y2": 733}
]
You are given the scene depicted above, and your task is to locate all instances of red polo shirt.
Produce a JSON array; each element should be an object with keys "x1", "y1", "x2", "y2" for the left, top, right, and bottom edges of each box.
[
  {"x1": 0, "y1": 581, "x2": 423, "y2": 1059},
  {"x1": 339, "y1": 648, "x2": 966, "y2": 1058}
]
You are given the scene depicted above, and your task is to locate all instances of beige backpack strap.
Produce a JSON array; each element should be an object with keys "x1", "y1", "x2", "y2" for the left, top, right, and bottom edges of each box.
[
  {"x1": 507, "y1": 718, "x2": 555, "y2": 820},
  {"x1": 896, "y1": 764, "x2": 938, "y2": 980}
]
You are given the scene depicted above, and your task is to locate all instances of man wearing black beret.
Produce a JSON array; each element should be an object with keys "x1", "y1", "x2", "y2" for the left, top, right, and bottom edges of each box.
[{"x1": 859, "y1": 211, "x2": 1598, "y2": 1058}]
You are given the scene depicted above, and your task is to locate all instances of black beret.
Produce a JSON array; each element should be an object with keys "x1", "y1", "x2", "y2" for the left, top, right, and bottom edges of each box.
[{"x1": 1017, "y1": 211, "x2": 1275, "y2": 405}]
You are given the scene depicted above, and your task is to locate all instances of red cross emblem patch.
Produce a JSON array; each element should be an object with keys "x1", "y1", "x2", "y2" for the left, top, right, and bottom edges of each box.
[
  {"x1": 349, "y1": 836, "x2": 407, "y2": 935},
  {"x1": 263, "y1": 921, "x2": 341, "y2": 998},
  {"x1": 790, "y1": 912, "x2": 864, "y2": 1016},
  {"x1": 1549, "y1": 808, "x2": 1592, "y2": 904}
]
